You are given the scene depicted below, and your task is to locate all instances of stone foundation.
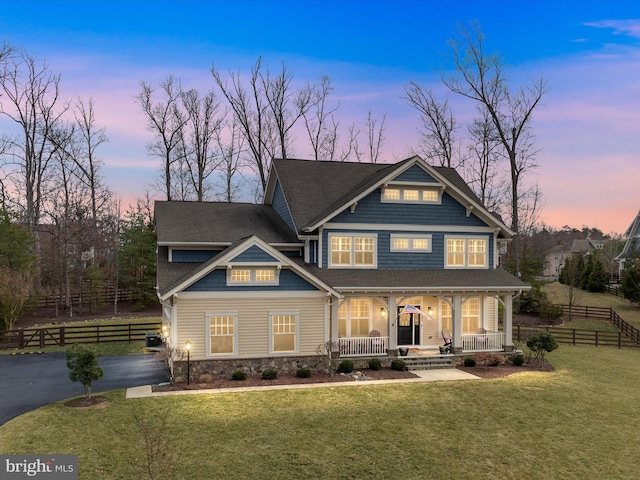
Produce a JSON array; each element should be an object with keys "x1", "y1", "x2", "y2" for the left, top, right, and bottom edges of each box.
[{"x1": 171, "y1": 355, "x2": 395, "y2": 383}]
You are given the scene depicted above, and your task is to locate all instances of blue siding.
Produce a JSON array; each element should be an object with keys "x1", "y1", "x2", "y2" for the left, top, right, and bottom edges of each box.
[
  {"x1": 185, "y1": 268, "x2": 318, "y2": 291},
  {"x1": 394, "y1": 164, "x2": 436, "y2": 183},
  {"x1": 231, "y1": 245, "x2": 279, "y2": 262},
  {"x1": 272, "y1": 180, "x2": 296, "y2": 232},
  {"x1": 331, "y1": 189, "x2": 487, "y2": 227},
  {"x1": 171, "y1": 250, "x2": 219, "y2": 262},
  {"x1": 322, "y1": 229, "x2": 494, "y2": 270}
]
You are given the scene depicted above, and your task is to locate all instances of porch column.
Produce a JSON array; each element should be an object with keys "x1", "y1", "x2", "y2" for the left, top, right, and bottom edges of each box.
[
  {"x1": 452, "y1": 294, "x2": 463, "y2": 354},
  {"x1": 388, "y1": 295, "x2": 397, "y2": 349},
  {"x1": 330, "y1": 298, "x2": 340, "y2": 343},
  {"x1": 503, "y1": 294, "x2": 514, "y2": 352}
]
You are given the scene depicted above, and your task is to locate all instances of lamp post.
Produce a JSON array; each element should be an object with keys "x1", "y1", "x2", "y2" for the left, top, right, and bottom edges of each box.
[{"x1": 185, "y1": 340, "x2": 192, "y2": 384}]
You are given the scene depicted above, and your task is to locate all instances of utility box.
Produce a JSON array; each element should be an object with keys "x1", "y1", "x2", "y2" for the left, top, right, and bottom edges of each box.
[{"x1": 145, "y1": 332, "x2": 162, "y2": 347}]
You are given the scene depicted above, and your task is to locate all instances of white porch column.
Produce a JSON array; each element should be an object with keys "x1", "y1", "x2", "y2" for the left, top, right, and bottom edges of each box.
[
  {"x1": 388, "y1": 295, "x2": 397, "y2": 349},
  {"x1": 330, "y1": 297, "x2": 340, "y2": 342},
  {"x1": 452, "y1": 294, "x2": 463, "y2": 353},
  {"x1": 503, "y1": 294, "x2": 514, "y2": 351}
]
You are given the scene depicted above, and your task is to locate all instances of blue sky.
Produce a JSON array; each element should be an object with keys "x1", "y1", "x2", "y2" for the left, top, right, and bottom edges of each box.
[{"x1": 1, "y1": 0, "x2": 639, "y2": 234}]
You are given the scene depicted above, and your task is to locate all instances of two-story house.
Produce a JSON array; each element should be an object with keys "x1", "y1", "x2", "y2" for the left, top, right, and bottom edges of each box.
[{"x1": 155, "y1": 156, "x2": 529, "y2": 379}]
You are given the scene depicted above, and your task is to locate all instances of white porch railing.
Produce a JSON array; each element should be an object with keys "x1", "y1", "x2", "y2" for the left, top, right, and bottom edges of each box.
[
  {"x1": 339, "y1": 336, "x2": 389, "y2": 357},
  {"x1": 462, "y1": 332, "x2": 504, "y2": 352}
]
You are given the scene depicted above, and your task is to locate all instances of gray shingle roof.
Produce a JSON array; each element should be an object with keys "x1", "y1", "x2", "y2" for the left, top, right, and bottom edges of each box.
[
  {"x1": 270, "y1": 157, "x2": 486, "y2": 234},
  {"x1": 155, "y1": 201, "x2": 300, "y2": 244}
]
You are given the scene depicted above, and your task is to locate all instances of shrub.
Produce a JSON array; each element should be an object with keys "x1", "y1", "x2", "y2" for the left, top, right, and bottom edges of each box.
[
  {"x1": 231, "y1": 370, "x2": 247, "y2": 381},
  {"x1": 464, "y1": 357, "x2": 476, "y2": 367},
  {"x1": 512, "y1": 355, "x2": 525, "y2": 366},
  {"x1": 261, "y1": 369, "x2": 278, "y2": 380},
  {"x1": 526, "y1": 331, "x2": 559, "y2": 363},
  {"x1": 390, "y1": 359, "x2": 406, "y2": 371},
  {"x1": 337, "y1": 359, "x2": 354, "y2": 374},
  {"x1": 296, "y1": 368, "x2": 311, "y2": 378},
  {"x1": 368, "y1": 358, "x2": 382, "y2": 371},
  {"x1": 475, "y1": 352, "x2": 506, "y2": 367},
  {"x1": 65, "y1": 344, "x2": 104, "y2": 399}
]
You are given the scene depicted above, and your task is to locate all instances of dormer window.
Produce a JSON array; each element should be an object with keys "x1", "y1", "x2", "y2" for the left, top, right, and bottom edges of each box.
[
  {"x1": 382, "y1": 185, "x2": 441, "y2": 204},
  {"x1": 227, "y1": 267, "x2": 279, "y2": 285}
]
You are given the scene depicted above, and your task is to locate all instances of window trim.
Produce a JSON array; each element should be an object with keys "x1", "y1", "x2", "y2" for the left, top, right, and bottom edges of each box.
[
  {"x1": 206, "y1": 312, "x2": 238, "y2": 357},
  {"x1": 269, "y1": 311, "x2": 299, "y2": 354},
  {"x1": 444, "y1": 235, "x2": 489, "y2": 269},
  {"x1": 338, "y1": 298, "x2": 372, "y2": 338},
  {"x1": 328, "y1": 233, "x2": 378, "y2": 268},
  {"x1": 390, "y1": 234, "x2": 433, "y2": 253},
  {"x1": 227, "y1": 266, "x2": 280, "y2": 285},
  {"x1": 381, "y1": 186, "x2": 442, "y2": 205}
]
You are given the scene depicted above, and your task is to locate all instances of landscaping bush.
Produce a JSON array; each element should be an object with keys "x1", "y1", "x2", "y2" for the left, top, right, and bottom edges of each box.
[
  {"x1": 474, "y1": 352, "x2": 506, "y2": 367},
  {"x1": 231, "y1": 370, "x2": 247, "y2": 381},
  {"x1": 390, "y1": 359, "x2": 406, "y2": 371},
  {"x1": 464, "y1": 357, "x2": 476, "y2": 367},
  {"x1": 526, "y1": 331, "x2": 559, "y2": 363},
  {"x1": 368, "y1": 358, "x2": 382, "y2": 371},
  {"x1": 338, "y1": 359, "x2": 354, "y2": 374},
  {"x1": 512, "y1": 355, "x2": 525, "y2": 366},
  {"x1": 296, "y1": 368, "x2": 311, "y2": 378},
  {"x1": 261, "y1": 369, "x2": 278, "y2": 380}
]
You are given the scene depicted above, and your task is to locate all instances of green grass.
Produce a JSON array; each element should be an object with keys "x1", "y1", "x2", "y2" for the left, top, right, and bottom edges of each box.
[
  {"x1": 543, "y1": 282, "x2": 640, "y2": 328},
  {"x1": 2, "y1": 345, "x2": 640, "y2": 479}
]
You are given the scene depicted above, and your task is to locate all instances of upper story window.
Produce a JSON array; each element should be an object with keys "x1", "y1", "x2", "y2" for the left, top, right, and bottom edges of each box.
[
  {"x1": 329, "y1": 234, "x2": 377, "y2": 268},
  {"x1": 382, "y1": 186, "x2": 441, "y2": 204},
  {"x1": 390, "y1": 234, "x2": 432, "y2": 252},
  {"x1": 227, "y1": 267, "x2": 279, "y2": 285},
  {"x1": 445, "y1": 236, "x2": 488, "y2": 268}
]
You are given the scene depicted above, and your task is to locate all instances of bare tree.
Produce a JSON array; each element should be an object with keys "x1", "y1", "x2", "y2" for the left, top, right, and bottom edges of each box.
[
  {"x1": 365, "y1": 110, "x2": 386, "y2": 163},
  {"x1": 0, "y1": 50, "x2": 68, "y2": 231},
  {"x1": 137, "y1": 76, "x2": 187, "y2": 201},
  {"x1": 403, "y1": 83, "x2": 458, "y2": 167},
  {"x1": 179, "y1": 88, "x2": 224, "y2": 201},
  {"x1": 442, "y1": 22, "x2": 548, "y2": 275},
  {"x1": 302, "y1": 75, "x2": 339, "y2": 160},
  {"x1": 214, "y1": 117, "x2": 245, "y2": 202}
]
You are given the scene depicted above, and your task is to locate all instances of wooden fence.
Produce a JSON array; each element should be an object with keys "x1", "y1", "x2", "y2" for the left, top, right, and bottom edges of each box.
[
  {"x1": 0, "y1": 322, "x2": 161, "y2": 349},
  {"x1": 516, "y1": 304, "x2": 640, "y2": 349}
]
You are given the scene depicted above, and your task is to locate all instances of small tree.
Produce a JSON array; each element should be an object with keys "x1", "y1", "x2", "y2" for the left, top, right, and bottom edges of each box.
[
  {"x1": 526, "y1": 332, "x2": 558, "y2": 365},
  {"x1": 66, "y1": 344, "x2": 104, "y2": 399},
  {"x1": 316, "y1": 340, "x2": 340, "y2": 377}
]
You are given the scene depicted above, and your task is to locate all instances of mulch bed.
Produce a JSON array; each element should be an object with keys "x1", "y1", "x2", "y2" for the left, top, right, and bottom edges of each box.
[{"x1": 153, "y1": 361, "x2": 554, "y2": 392}]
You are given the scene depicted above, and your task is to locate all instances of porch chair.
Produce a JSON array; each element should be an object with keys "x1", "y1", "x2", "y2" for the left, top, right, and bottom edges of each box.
[{"x1": 440, "y1": 329, "x2": 452, "y2": 354}]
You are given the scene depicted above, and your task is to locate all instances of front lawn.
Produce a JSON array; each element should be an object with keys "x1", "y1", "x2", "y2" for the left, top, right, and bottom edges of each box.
[{"x1": 1, "y1": 345, "x2": 639, "y2": 479}]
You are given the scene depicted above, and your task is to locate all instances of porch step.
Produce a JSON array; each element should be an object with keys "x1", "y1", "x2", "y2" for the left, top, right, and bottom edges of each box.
[{"x1": 402, "y1": 356, "x2": 456, "y2": 371}]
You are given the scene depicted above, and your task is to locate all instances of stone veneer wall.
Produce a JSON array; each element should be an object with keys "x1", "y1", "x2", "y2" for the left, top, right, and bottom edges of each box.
[{"x1": 171, "y1": 355, "x2": 398, "y2": 383}]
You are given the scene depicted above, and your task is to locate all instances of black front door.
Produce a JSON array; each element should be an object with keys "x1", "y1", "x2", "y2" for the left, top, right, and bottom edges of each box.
[{"x1": 397, "y1": 306, "x2": 420, "y2": 345}]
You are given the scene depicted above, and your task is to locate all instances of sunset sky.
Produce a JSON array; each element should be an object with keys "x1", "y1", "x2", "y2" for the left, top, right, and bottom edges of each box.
[{"x1": 0, "y1": 0, "x2": 639, "y2": 235}]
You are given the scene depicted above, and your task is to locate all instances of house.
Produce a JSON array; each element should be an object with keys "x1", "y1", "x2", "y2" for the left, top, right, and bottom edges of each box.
[
  {"x1": 543, "y1": 238, "x2": 605, "y2": 279},
  {"x1": 155, "y1": 156, "x2": 530, "y2": 380},
  {"x1": 616, "y1": 209, "x2": 640, "y2": 275}
]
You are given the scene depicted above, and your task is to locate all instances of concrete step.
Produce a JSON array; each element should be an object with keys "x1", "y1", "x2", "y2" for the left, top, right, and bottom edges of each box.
[{"x1": 402, "y1": 356, "x2": 456, "y2": 371}]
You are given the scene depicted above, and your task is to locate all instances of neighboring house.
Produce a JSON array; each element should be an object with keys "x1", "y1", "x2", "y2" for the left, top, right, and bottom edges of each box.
[
  {"x1": 543, "y1": 238, "x2": 605, "y2": 279},
  {"x1": 616, "y1": 209, "x2": 640, "y2": 275},
  {"x1": 155, "y1": 156, "x2": 530, "y2": 379}
]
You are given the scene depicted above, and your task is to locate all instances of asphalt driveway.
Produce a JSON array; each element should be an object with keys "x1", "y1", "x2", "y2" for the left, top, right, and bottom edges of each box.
[{"x1": 0, "y1": 352, "x2": 167, "y2": 425}]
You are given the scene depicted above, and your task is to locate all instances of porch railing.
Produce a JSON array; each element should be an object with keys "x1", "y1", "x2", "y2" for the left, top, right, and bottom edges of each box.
[
  {"x1": 339, "y1": 336, "x2": 389, "y2": 357},
  {"x1": 462, "y1": 332, "x2": 504, "y2": 352}
]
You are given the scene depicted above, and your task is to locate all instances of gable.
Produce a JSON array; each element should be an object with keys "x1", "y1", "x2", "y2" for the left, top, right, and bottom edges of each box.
[
  {"x1": 230, "y1": 245, "x2": 279, "y2": 263},
  {"x1": 393, "y1": 164, "x2": 437, "y2": 183}
]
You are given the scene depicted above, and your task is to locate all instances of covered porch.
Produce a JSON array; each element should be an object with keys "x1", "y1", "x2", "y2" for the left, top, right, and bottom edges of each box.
[{"x1": 333, "y1": 291, "x2": 517, "y2": 357}]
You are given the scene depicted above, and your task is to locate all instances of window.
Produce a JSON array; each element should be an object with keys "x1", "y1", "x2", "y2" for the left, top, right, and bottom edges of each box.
[
  {"x1": 270, "y1": 313, "x2": 298, "y2": 353},
  {"x1": 338, "y1": 299, "x2": 370, "y2": 337},
  {"x1": 207, "y1": 314, "x2": 237, "y2": 355},
  {"x1": 439, "y1": 298, "x2": 480, "y2": 334},
  {"x1": 445, "y1": 237, "x2": 488, "y2": 268},
  {"x1": 329, "y1": 234, "x2": 377, "y2": 267},
  {"x1": 228, "y1": 267, "x2": 279, "y2": 285},
  {"x1": 390, "y1": 234, "x2": 432, "y2": 252},
  {"x1": 381, "y1": 186, "x2": 440, "y2": 204}
]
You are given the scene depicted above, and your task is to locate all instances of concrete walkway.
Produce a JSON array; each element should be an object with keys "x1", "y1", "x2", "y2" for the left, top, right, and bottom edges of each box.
[{"x1": 126, "y1": 368, "x2": 479, "y2": 399}]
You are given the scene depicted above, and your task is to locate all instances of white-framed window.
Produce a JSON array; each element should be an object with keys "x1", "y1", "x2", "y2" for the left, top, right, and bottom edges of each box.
[
  {"x1": 329, "y1": 233, "x2": 377, "y2": 268},
  {"x1": 390, "y1": 234, "x2": 432, "y2": 252},
  {"x1": 439, "y1": 298, "x2": 481, "y2": 334},
  {"x1": 445, "y1": 236, "x2": 488, "y2": 268},
  {"x1": 227, "y1": 267, "x2": 279, "y2": 285},
  {"x1": 207, "y1": 313, "x2": 237, "y2": 356},
  {"x1": 270, "y1": 312, "x2": 299, "y2": 353},
  {"x1": 338, "y1": 298, "x2": 371, "y2": 337},
  {"x1": 381, "y1": 186, "x2": 441, "y2": 204}
]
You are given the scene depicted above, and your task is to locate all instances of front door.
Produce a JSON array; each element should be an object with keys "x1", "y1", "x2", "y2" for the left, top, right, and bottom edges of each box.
[{"x1": 397, "y1": 307, "x2": 421, "y2": 345}]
